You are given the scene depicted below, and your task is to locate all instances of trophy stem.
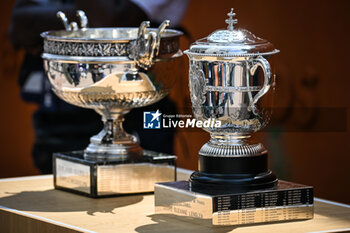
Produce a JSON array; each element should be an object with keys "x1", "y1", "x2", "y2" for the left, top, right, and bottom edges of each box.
[
  {"x1": 209, "y1": 133, "x2": 251, "y2": 146},
  {"x1": 84, "y1": 109, "x2": 143, "y2": 161}
]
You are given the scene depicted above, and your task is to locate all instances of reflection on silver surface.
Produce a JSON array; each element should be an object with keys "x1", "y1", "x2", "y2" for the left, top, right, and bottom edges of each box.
[
  {"x1": 44, "y1": 61, "x2": 167, "y2": 109},
  {"x1": 55, "y1": 158, "x2": 91, "y2": 194},
  {"x1": 54, "y1": 151, "x2": 176, "y2": 196},
  {"x1": 97, "y1": 164, "x2": 175, "y2": 195}
]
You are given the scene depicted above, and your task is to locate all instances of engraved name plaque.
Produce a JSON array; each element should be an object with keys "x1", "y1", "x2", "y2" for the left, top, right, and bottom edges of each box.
[
  {"x1": 54, "y1": 150, "x2": 176, "y2": 198},
  {"x1": 155, "y1": 181, "x2": 313, "y2": 226}
]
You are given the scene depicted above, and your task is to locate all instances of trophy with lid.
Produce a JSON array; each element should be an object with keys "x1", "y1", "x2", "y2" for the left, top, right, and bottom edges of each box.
[
  {"x1": 155, "y1": 9, "x2": 314, "y2": 225},
  {"x1": 41, "y1": 11, "x2": 183, "y2": 197}
]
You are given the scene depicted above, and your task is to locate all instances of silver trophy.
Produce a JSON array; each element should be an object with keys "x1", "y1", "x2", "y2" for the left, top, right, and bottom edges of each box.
[
  {"x1": 155, "y1": 8, "x2": 314, "y2": 225},
  {"x1": 41, "y1": 11, "x2": 183, "y2": 197},
  {"x1": 185, "y1": 8, "x2": 279, "y2": 191}
]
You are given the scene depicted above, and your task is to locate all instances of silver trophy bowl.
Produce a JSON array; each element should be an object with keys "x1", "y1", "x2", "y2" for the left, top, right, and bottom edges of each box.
[{"x1": 41, "y1": 11, "x2": 183, "y2": 161}]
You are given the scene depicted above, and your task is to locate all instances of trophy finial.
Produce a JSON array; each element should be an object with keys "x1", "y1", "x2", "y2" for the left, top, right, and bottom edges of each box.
[{"x1": 225, "y1": 8, "x2": 238, "y2": 31}]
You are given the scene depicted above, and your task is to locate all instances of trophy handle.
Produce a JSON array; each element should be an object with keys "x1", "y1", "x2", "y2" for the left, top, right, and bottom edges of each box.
[
  {"x1": 248, "y1": 56, "x2": 272, "y2": 113},
  {"x1": 76, "y1": 10, "x2": 88, "y2": 29},
  {"x1": 129, "y1": 20, "x2": 170, "y2": 69},
  {"x1": 56, "y1": 10, "x2": 88, "y2": 31},
  {"x1": 56, "y1": 11, "x2": 71, "y2": 30},
  {"x1": 154, "y1": 20, "x2": 170, "y2": 56}
]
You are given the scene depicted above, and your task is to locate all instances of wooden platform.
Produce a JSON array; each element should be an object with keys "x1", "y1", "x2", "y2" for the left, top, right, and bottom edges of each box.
[{"x1": 0, "y1": 169, "x2": 349, "y2": 233}]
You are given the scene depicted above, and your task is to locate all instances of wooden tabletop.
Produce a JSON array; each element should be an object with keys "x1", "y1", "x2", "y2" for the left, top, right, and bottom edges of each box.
[{"x1": 0, "y1": 169, "x2": 349, "y2": 233}]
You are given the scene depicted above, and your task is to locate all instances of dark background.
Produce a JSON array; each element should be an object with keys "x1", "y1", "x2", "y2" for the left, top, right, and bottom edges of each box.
[{"x1": 0, "y1": 0, "x2": 349, "y2": 204}]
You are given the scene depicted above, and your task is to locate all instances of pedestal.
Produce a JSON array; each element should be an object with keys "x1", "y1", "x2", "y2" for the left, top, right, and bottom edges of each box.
[
  {"x1": 155, "y1": 180, "x2": 314, "y2": 226},
  {"x1": 53, "y1": 150, "x2": 176, "y2": 197},
  {"x1": 190, "y1": 153, "x2": 278, "y2": 194}
]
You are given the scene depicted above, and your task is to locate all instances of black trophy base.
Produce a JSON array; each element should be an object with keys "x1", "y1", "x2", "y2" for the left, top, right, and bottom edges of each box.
[
  {"x1": 190, "y1": 153, "x2": 278, "y2": 194},
  {"x1": 155, "y1": 180, "x2": 314, "y2": 226},
  {"x1": 53, "y1": 150, "x2": 176, "y2": 198},
  {"x1": 190, "y1": 170, "x2": 277, "y2": 194}
]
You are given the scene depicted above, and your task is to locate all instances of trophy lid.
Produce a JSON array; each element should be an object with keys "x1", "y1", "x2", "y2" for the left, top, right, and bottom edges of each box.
[{"x1": 185, "y1": 8, "x2": 279, "y2": 57}]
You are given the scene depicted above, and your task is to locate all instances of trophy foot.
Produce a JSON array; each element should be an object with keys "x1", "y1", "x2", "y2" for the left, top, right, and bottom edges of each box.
[
  {"x1": 190, "y1": 145, "x2": 278, "y2": 194},
  {"x1": 83, "y1": 109, "x2": 144, "y2": 161},
  {"x1": 190, "y1": 170, "x2": 277, "y2": 194}
]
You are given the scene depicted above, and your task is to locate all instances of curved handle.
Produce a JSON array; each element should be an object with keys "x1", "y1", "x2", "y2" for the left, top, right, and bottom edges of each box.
[
  {"x1": 56, "y1": 11, "x2": 71, "y2": 30},
  {"x1": 154, "y1": 20, "x2": 170, "y2": 56},
  {"x1": 76, "y1": 10, "x2": 88, "y2": 29},
  {"x1": 129, "y1": 20, "x2": 170, "y2": 70},
  {"x1": 248, "y1": 56, "x2": 272, "y2": 113},
  {"x1": 137, "y1": 21, "x2": 150, "y2": 38},
  {"x1": 56, "y1": 10, "x2": 88, "y2": 31}
]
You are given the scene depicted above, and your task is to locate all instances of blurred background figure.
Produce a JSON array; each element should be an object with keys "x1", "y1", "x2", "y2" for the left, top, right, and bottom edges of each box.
[{"x1": 9, "y1": 0, "x2": 189, "y2": 174}]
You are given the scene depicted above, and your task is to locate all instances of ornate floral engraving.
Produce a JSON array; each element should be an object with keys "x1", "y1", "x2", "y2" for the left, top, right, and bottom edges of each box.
[
  {"x1": 189, "y1": 60, "x2": 208, "y2": 117},
  {"x1": 43, "y1": 37, "x2": 178, "y2": 58},
  {"x1": 43, "y1": 40, "x2": 128, "y2": 57}
]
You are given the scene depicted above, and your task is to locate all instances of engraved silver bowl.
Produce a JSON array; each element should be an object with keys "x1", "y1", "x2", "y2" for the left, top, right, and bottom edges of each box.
[{"x1": 41, "y1": 11, "x2": 183, "y2": 161}]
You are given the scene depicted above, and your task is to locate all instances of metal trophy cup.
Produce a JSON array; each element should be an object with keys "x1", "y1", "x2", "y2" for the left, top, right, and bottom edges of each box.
[
  {"x1": 155, "y1": 9, "x2": 314, "y2": 225},
  {"x1": 41, "y1": 11, "x2": 183, "y2": 197}
]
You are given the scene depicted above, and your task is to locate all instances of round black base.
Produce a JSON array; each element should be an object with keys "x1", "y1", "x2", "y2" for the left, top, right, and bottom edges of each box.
[
  {"x1": 190, "y1": 170, "x2": 277, "y2": 194},
  {"x1": 190, "y1": 153, "x2": 278, "y2": 194}
]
